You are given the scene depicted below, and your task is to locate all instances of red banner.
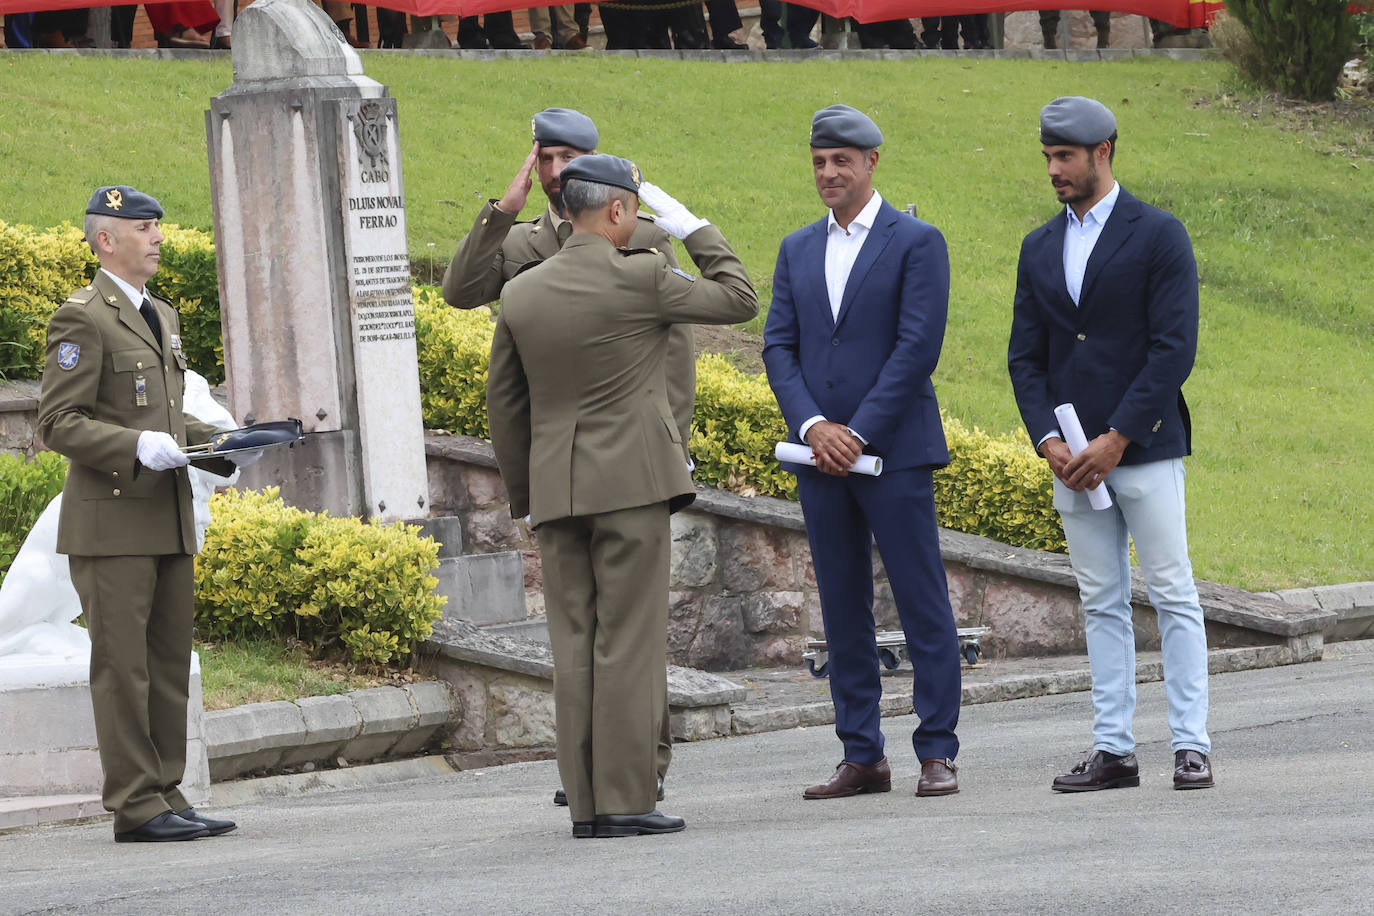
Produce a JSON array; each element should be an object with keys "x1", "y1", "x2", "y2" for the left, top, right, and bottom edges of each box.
[{"x1": 0, "y1": 0, "x2": 1229, "y2": 30}]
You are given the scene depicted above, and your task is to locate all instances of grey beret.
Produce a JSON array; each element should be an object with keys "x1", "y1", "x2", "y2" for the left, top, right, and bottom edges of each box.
[
  {"x1": 1039, "y1": 96, "x2": 1117, "y2": 146},
  {"x1": 560, "y1": 154, "x2": 641, "y2": 194},
  {"x1": 531, "y1": 107, "x2": 598, "y2": 151},
  {"x1": 809, "y1": 104, "x2": 883, "y2": 150},
  {"x1": 85, "y1": 185, "x2": 163, "y2": 220}
]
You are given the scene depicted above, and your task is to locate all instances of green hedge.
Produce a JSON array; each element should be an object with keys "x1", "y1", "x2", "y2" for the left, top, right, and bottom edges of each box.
[
  {"x1": 0, "y1": 451, "x2": 68, "y2": 582},
  {"x1": 0, "y1": 220, "x2": 224, "y2": 382},
  {"x1": 0, "y1": 220, "x2": 1065, "y2": 552},
  {"x1": 194, "y1": 487, "x2": 445, "y2": 664}
]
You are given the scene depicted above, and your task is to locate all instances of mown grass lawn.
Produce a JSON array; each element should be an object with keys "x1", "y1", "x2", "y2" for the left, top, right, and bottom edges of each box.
[
  {"x1": 196, "y1": 638, "x2": 433, "y2": 709},
  {"x1": 2, "y1": 54, "x2": 1371, "y2": 590}
]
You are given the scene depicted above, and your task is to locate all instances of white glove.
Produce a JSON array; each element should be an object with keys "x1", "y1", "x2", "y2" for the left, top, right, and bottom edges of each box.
[
  {"x1": 638, "y1": 181, "x2": 710, "y2": 240},
  {"x1": 136, "y1": 430, "x2": 190, "y2": 471},
  {"x1": 227, "y1": 448, "x2": 265, "y2": 467}
]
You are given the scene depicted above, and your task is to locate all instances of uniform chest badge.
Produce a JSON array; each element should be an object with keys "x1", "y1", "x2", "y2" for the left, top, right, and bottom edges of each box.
[
  {"x1": 670, "y1": 267, "x2": 697, "y2": 282},
  {"x1": 57, "y1": 342, "x2": 80, "y2": 370},
  {"x1": 170, "y1": 333, "x2": 183, "y2": 352}
]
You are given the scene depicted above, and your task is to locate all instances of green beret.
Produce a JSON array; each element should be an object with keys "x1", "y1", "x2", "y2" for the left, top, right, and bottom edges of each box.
[
  {"x1": 809, "y1": 104, "x2": 883, "y2": 149},
  {"x1": 1040, "y1": 96, "x2": 1117, "y2": 146},
  {"x1": 560, "y1": 154, "x2": 641, "y2": 194},
  {"x1": 531, "y1": 108, "x2": 598, "y2": 151},
  {"x1": 86, "y1": 185, "x2": 163, "y2": 220}
]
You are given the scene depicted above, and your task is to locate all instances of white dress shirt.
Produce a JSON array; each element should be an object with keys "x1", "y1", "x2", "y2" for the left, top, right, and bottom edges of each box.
[
  {"x1": 799, "y1": 189, "x2": 885, "y2": 444},
  {"x1": 1039, "y1": 180, "x2": 1121, "y2": 448},
  {"x1": 1063, "y1": 180, "x2": 1119, "y2": 306}
]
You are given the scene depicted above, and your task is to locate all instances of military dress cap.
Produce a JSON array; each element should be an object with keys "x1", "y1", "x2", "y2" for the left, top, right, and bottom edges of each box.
[
  {"x1": 531, "y1": 107, "x2": 599, "y2": 151},
  {"x1": 1039, "y1": 96, "x2": 1117, "y2": 146},
  {"x1": 809, "y1": 104, "x2": 883, "y2": 149},
  {"x1": 85, "y1": 185, "x2": 163, "y2": 220},
  {"x1": 559, "y1": 154, "x2": 642, "y2": 194}
]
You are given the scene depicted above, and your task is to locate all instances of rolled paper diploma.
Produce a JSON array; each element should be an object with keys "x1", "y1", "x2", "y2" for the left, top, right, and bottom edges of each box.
[
  {"x1": 775, "y1": 442, "x2": 883, "y2": 477},
  {"x1": 1052, "y1": 403, "x2": 1113, "y2": 510}
]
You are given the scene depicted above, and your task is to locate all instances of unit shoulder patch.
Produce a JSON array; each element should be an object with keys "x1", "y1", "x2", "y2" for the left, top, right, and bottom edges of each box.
[{"x1": 57, "y1": 342, "x2": 81, "y2": 370}]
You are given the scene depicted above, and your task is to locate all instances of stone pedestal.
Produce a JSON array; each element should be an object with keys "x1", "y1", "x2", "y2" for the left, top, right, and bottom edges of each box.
[
  {"x1": 207, "y1": 0, "x2": 428, "y2": 523},
  {"x1": 0, "y1": 655, "x2": 210, "y2": 806}
]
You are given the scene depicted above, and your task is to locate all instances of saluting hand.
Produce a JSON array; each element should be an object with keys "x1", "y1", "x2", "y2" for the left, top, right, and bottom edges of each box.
[
  {"x1": 806, "y1": 421, "x2": 863, "y2": 477},
  {"x1": 496, "y1": 143, "x2": 540, "y2": 215}
]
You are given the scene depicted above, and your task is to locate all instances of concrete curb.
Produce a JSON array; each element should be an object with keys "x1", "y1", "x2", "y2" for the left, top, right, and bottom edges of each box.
[{"x1": 205, "y1": 682, "x2": 458, "y2": 780}]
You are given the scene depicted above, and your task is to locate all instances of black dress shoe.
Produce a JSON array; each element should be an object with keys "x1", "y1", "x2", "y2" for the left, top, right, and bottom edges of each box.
[
  {"x1": 571, "y1": 821, "x2": 595, "y2": 839},
  {"x1": 593, "y1": 810, "x2": 685, "y2": 838},
  {"x1": 114, "y1": 811, "x2": 210, "y2": 843},
  {"x1": 1052, "y1": 750, "x2": 1140, "y2": 792},
  {"x1": 176, "y1": 807, "x2": 237, "y2": 836},
  {"x1": 1173, "y1": 750, "x2": 1214, "y2": 789},
  {"x1": 555, "y1": 777, "x2": 664, "y2": 807}
]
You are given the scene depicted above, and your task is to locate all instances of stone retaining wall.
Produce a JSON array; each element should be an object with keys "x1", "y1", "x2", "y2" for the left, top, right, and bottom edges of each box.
[{"x1": 425, "y1": 434, "x2": 1331, "y2": 670}]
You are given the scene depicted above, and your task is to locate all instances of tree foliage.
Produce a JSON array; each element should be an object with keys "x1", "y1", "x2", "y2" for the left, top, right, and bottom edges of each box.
[{"x1": 1220, "y1": 1, "x2": 1358, "y2": 100}]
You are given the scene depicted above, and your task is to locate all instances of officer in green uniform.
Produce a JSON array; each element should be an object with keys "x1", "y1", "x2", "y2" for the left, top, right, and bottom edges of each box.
[
  {"x1": 486, "y1": 156, "x2": 757, "y2": 838},
  {"x1": 38, "y1": 186, "x2": 245, "y2": 843},
  {"x1": 443, "y1": 108, "x2": 689, "y2": 806}
]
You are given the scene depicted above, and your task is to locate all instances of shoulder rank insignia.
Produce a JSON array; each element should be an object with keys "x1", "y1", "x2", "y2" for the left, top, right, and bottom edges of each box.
[
  {"x1": 57, "y1": 342, "x2": 80, "y2": 370},
  {"x1": 670, "y1": 267, "x2": 697, "y2": 282}
]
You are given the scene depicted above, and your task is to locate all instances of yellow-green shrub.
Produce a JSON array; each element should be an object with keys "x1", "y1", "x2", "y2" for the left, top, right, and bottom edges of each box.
[
  {"x1": 935, "y1": 414, "x2": 1066, "y2": 552},
  {"x1": 0, "y1": 451, "x2": 68, "y2": 584},
  {"x1": 0, "y1": 220, "x2": 221, "y2": 381},
  {"x1": 195, "y1": 487, "x2": 445, "y2": 664},
  {"x1": 413, "y1": 287, "x2": 493, "y2": 437},
  {"x1": 690, "y1": 354, "x2": 796, "y2": 500}
]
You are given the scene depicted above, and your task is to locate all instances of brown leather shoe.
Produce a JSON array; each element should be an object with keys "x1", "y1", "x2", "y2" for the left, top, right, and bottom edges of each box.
[
  {"x1": 533, "y1": 35, "x2": 553, "y2": 50},
  {"x1": 1173, "y1": 750, "x2": 1214, "y2": 789},
  {"x1": 916, "y1": 758, "x2": 959, "y2": 796},
  {"x1": 1052, "y1": 750, "x2": 1139, "y2": 792},
  {"x1": 564, "y1": 34, "x2": 589, "y2": 50},
  {"x1": 803, "y1": 758, "x2": 891, "y2": 799}
]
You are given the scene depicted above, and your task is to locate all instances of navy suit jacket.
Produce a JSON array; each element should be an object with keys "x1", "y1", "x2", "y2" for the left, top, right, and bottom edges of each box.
[
  {"x1": 1008, "y1": 187, "x2": 1197, "y2": 466},
  {"x1": 763, "y1": 197, "x2": 950, "y2": 473}
]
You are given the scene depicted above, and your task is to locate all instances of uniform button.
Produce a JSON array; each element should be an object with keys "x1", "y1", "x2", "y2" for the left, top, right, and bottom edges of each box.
[
  {"x1": 825, "y1": 380, "x2": 833, "y2": 388},
  {"x1": 481, "y1": 218, "x2": 488, "y2": 225},
  {"x1": 112, "y1": 471, "x2": 119, "y2": 478},
  {"x1": 170, "y1": 399, "x2": 176, "y2": 407},
  {"x1": 831, "y1": 338, "x2": 840, "y2": 346},
  {"x1": 113, "y1": 488, "x2": 121, "y2": 496},
  {"x1": 136, "y1": 361, "x2": 144, "y2": 369},
  {"x1": 649, "y1": 247, "x2": 659, "y2": 255},
  {"x1": 1076, "y1": 334, "x2": 1086, "y2": 341}
]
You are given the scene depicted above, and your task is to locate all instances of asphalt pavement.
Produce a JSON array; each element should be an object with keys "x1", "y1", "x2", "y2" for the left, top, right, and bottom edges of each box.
[{"x1": 4, "y1": 643, "x2": 1372, "y2": 916}]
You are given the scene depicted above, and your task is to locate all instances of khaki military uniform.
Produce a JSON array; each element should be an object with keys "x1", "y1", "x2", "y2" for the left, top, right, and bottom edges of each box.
[
  {"x1": 444, "y1": 201, "x2": 698, "y2": 453},
  {"x1": 38, "y1": 270, "x2": 231, "y2": 833},
  {"x1": 487, "y1": 226, "x2": 756, "y2": 822}
]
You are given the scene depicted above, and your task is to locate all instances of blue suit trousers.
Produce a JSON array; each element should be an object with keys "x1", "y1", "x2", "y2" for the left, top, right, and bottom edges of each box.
[{"x1": 797, "y1": 466, "x2": 961, "y2": 764}]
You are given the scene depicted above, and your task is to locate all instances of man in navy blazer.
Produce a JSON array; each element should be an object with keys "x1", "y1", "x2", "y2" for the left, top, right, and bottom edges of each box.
[
  {"x1": 1008, "y1": 96, "x2": 1213, "y2": 792},
  {"x1": 763, "y1": 105, "x2": 962, "y2": 801}
]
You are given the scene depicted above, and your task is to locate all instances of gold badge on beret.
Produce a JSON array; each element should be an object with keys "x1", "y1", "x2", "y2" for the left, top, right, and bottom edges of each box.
[
  {"x1": 105, "y1": 189, "x2": 123, "y2": 211},
  {"x1": 531, "y1": 117, "x2": 537, "y2": 139},
  {"x1": 629, "y1": 163, "x2": 641, "y2": 186}
]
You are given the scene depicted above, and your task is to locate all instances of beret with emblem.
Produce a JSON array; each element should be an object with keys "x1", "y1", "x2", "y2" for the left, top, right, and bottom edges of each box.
[
  {"x1": 1039, "y1": 96, "x2": 1116, "y2": 146},
  {"x1": 85, "y1": 185, "x2": 163, "y2": 220},
  {"x1": 560, "y1": 154, "x2": 641, "y2": 194},
  {"x1": 531, "y1": 108, "x2": 598, "y2": 151},
  {"x1": 809, "y1": 104, "x2": 883, "y2": 150}
]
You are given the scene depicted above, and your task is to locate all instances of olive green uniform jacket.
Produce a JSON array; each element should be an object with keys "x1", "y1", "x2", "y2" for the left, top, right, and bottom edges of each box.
[
  {"x1": 38, "y1": 271, "x2": 231, "y2": 556},
  {"x1": 487, "y1": 224, "x2": 756, "y2": 527},
  {"x1": 444, "y1": 200, "x2": 698, "y2": 457}
]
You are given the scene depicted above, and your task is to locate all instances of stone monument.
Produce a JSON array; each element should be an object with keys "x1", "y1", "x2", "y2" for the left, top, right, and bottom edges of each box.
[{"x1": 206, "y1": 0, "x2": 428, "y2": 523}]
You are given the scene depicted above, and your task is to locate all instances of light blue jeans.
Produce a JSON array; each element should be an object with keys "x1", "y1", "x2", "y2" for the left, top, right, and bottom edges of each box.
[{"x1": 1055, "y1": 458, "x2": 1211, "y2": 755}]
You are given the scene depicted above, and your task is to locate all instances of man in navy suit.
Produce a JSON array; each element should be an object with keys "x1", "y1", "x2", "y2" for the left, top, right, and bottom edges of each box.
[
  {"x1": 763, "y1": 105, "x2": 962, "y2": 801},
  {"x1": 1008, "y1": 96, "x2": 1213, "y2": 792}
]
